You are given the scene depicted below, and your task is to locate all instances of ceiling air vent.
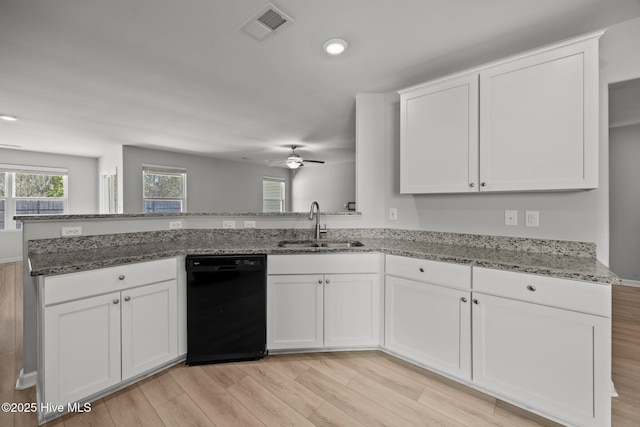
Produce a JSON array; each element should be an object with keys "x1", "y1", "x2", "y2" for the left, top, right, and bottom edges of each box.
[{"x1": 240, "y1": 3, "x2": 294, "y2": 41}]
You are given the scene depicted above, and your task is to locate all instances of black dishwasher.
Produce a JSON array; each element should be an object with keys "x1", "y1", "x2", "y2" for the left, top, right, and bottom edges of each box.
[{"x1": 185, "y1": 254, "x2": 267, "y2": 365}]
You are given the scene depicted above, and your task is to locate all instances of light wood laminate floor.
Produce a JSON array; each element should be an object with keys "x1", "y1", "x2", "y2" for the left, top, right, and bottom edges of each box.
[{"x1": 1, "y1": 261, "x2": 638, "y2": 426}]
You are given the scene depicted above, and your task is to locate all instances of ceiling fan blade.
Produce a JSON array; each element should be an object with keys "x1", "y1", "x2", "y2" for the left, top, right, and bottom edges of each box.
[{"x1": 303, "y1": 159, "x2": 325, "y2": 164}]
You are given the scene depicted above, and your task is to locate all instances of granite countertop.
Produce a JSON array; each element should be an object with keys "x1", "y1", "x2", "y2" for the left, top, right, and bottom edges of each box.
[{"x1": 28, "y1": 234, "x2": 620, "y2": 285}]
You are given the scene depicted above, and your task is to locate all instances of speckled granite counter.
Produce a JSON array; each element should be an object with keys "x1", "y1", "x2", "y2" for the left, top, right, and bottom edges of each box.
[{"x1": 27, "y1": 229, "x2": 619, "y2": 284}]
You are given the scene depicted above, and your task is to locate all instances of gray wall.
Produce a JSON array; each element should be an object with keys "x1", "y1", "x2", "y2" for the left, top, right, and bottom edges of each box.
[
  {"x1": 0, "y1": 148, "x2": 99, "y2": 262},
  {"x1": 122, "y1": 146, "x2": 290, "y2": 213},
  {"x1": 609, "y1": 123, "x2": 640, "y2": 282},
  {"x1": 291, "y1": 161, "x2": 356, "y2": 212}
]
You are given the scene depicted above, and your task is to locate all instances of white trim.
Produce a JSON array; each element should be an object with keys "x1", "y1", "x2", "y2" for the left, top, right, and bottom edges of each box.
[
  {"x1": 15, "y1": 368, "x2": 37, "y2": 390},
  {"x1": 0, "y1": 163, "x2": 68, "y2": 175},
  {"x1": 621, "y1": 279, "x2": 640, "y2": 288},
  {"x1": 0, "y1": 256, "x2": 23, "y2": 264},
  {"x1": 398, "y1": 29, "x2": 605, "y2": 94}
]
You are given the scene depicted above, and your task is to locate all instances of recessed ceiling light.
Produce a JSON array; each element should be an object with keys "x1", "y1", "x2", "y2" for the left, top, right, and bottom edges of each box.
[
  {"x1": 323, "y1": 38, "x2": 348, "y2": 55},
  {"x1": 0, "y1": 115, "x2": 18, "y2": 122}
]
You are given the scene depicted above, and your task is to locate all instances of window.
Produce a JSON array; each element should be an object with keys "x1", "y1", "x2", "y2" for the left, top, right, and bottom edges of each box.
[
  {"x1": 0, "y1": 165, "x2": 68, "y2": 230},
  {"x1": 143, "y1": 165, "x2": 186, "y2": 213},
  {"x1": 263, "y1": 177, "x2": 286, "y2": 212}
]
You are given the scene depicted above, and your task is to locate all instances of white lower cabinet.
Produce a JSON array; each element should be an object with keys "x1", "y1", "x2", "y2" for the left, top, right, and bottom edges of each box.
[
  {"x1": 385, "y1": 275, "x2": 471, "y2": 380},
  {"x1": 384, "y1": 255, "x2": 472, "y2": 380},
  {"x1": 267, "y1": 274, "x2": 324, "y2": 350},
  {"x1": 121, "y1": 280, "x2": 178, "y2": 380},
  {"x1": 472, "y1": 293, "x2": 609, "y2": 427},
  {"x1": 267, "y1": 254, "x2": 381, "y2": 351},
  {"x1": 39, "y1": 258, "x2": 179, "y2": 415},
  {"x1": 43, "y1": 292, "x2": 122, "y2": 406},
  {"x1": 472, "y1": 267, "x2": 611, "y2": 427}
]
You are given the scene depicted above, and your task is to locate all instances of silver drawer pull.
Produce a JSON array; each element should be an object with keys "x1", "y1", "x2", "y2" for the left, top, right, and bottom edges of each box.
[
  {"x1": 318, "y1": 279, "x2": 323, "y2": 284},
  {"x1": 527, "y1": 285, "x2": 536, "y2": 292},
  {"x1": 419, "y1": 268, "x2": 424, "y2": 273},
  {"x1": 473, "y1": 299, "x2": 479, "y2": 305},
  {"x1": 460, "y1": 297, "x2": 468, "y2": 303},
  {"x1": 118, "y1": 275, "x2": 125, "y2": 281},
  {"x1": 113, "y1": 299, "x2": 119, "y2": 304},
  {"x1": 124, "y1": 296, "x2": 131, "y2": 302},
  {"x1": 326, "y1": 279, "x2": 330, "y2": 284}
]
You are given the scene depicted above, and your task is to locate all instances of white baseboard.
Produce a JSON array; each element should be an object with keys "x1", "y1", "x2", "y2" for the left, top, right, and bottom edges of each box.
[
  {"x1": 621, "y1": 279, "x2": 640, "y2": 287},
  {"x1": 15, "y1": 368, "x2": 37, "y2": 390},
  {"x1": 0, "y1": 256, "x2": 23, "y2": 264}
]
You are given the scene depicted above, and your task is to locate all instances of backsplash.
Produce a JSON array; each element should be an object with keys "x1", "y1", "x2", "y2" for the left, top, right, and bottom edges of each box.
[{"x1": 28, "y1": 228, "x2": 596, "y2": 258}]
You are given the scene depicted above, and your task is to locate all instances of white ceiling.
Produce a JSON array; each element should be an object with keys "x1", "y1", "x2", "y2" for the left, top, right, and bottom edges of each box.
[{"x1": 1, "y1": 0, "x2": 640, "y2": 165}]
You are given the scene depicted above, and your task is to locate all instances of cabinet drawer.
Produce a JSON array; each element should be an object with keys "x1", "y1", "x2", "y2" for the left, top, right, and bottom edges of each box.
[
  {"x1": 385, "y1": 255, "x2": 471, "y2": 290},
  {"x1": 473, "y1": 267, "x2": 610, "y2": 317},
  {"x1": 267, "y1": 253, "x2": 381, "y2": 275},
  {"x1": 44, "y1": 258, "x2": 177, "y2": 305}
]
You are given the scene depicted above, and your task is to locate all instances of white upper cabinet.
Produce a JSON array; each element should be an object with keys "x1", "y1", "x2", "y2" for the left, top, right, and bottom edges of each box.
[
  {"x1": 399, "y1": 30, "x2": 603, "y2": 194},
  {"x1": 400, "y1": 73, "x2": 479, "y2": 193}
]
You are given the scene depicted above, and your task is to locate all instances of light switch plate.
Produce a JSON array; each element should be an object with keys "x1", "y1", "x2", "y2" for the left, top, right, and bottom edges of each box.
[
  {"x1": 504, "y1": 210, "x2": 518, "y2": 226},
  {"x1": 389, "y1": 208, "x2": 398, "y2": 221},
  {"x1": 243, "y1": 221, "x2": 256, "y2": 229},
  {"x1": 222, "y1": 220, "x2": 236, "y2": 229}
]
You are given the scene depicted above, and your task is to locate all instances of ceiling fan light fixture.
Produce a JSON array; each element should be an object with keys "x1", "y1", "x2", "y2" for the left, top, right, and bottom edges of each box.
[
  {"x1": 286, "y1": 158, "x2": 302, "y2": 169},
  {"x1": 323, "y1": 38, "x2": 348, "y2": 55}
]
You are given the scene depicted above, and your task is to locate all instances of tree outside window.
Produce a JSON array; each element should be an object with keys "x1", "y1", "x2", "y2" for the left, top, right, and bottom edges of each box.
[
  {"x1": 0, "y1": 167, "x2": 67, "y2": 230},
  {"x1": 142, "y1": 165, "x2": 186, "y2": 213}
]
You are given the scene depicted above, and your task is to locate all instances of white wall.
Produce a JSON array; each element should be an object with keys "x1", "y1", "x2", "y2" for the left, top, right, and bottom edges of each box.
[
  {"x1": 609, "y1": 123, "x2": 640, "y2": 282},
  {"x1": 0, "y1": 148, "x2": 99, "y2": 262},
  {"x1": 291, "y1": 161, "x2": 355, "y2": 212},
  {"x1": 122, "y1": 146, "x2": 291, "y2": 213}
]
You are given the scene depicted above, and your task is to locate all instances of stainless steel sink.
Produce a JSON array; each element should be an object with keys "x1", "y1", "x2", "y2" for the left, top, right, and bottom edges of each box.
[
  {"x1": 319, "y1": 241, "x2": 364, "y2": 248},
  {"x1": 277, "y1": 240, "x2": 319, "y2": 248},
  {"x1": 277, "y1": 240, "x2": 364, "y2": 249}
]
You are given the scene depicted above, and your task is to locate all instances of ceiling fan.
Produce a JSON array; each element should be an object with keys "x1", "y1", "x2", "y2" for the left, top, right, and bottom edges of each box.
[{"x1": 269, "y1": 145, "x2": 325, "y2": 169}]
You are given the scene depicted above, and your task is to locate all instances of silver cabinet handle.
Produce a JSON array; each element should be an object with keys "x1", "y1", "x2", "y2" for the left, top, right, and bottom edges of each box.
[
  {"x1": 113, "y1": 299, "x2": 119, "y2": 304},
  {"x1": 124, "y1": 296, "x2": 131, "y2": 302},
  {"x1": 469, "y1": 183, "x2": 475, "y2": 187},
  {"x1": 473, "y1": 299, "x2": 479, "y2": 305},
  {"x1": 419, "y1": 268, "x2": 424, "y2": 273},
  {"x1": 118, "y1": 275, "x2": 125, "y2": 280},
  {"x1": 318, "y1": 279, "x2": 323, "y2": 284},
  {"x1": 325, "y1": 279, "x2": 330, "y2": 284},
  {"x1": 480, "y1": 182, "x2": 487, "y2": 187},
  {"x1": 527, "y1": 285, "x2": 536, "y2": 292},
  {"x1": 460, "y1": 297, "x2": 468, "y2": 303}
]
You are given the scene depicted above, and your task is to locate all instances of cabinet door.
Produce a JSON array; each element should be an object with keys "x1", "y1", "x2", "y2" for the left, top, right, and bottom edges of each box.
[
  {"x1": 472, "y1": 294, "x2": 610, "y2": 427},
  {"x1": 267, "y1": 275, "x2": 323, "y2": 350},
  {"x1": 385, "y1": 276, "x2": 471, "y2": 380},
  {"x1": 479, "y1": 40, "x2": 599, "y2": 191},
  {"x1": 400, "y1": 73, "x2": 479, "y2": 193},
  {"x1": 121, "y1": 280, "x2": 178, "y2": 380},
  {"x1": 324, "y1": 273, "x2": 380, "y2": 348},
  {"x1": 44, "y1": 292, "x2": 121, "y2": 406}
]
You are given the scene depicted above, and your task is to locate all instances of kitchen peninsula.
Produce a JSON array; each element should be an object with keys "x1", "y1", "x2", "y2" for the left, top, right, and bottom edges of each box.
[{"x1": 18, "y1": 213, "x2": 618, "y2": 426}]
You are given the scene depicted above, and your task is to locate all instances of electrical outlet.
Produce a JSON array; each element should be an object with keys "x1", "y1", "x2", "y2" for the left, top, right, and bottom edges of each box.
[
  {"x1": 222, "y1": 220, "x2": 236, "y2": 229},
  {"x1": 169, "y1": 220, "x2": 183, "y2": 229},
  {"x1": 525, "y1": 210, "x2": 539, "y2": 227},
  {"x1": 61, "y1": 226, "x2": 82, "y2": 237},
  {"x1": 389, "y1": 208, "x2": 398, "y2": 221},
  {"x1": 244, "y1": 221, "x2": 256, "y2": 229},
  {"x1": 504, "y1": 210, "x2": 518, "y2": 226}
]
